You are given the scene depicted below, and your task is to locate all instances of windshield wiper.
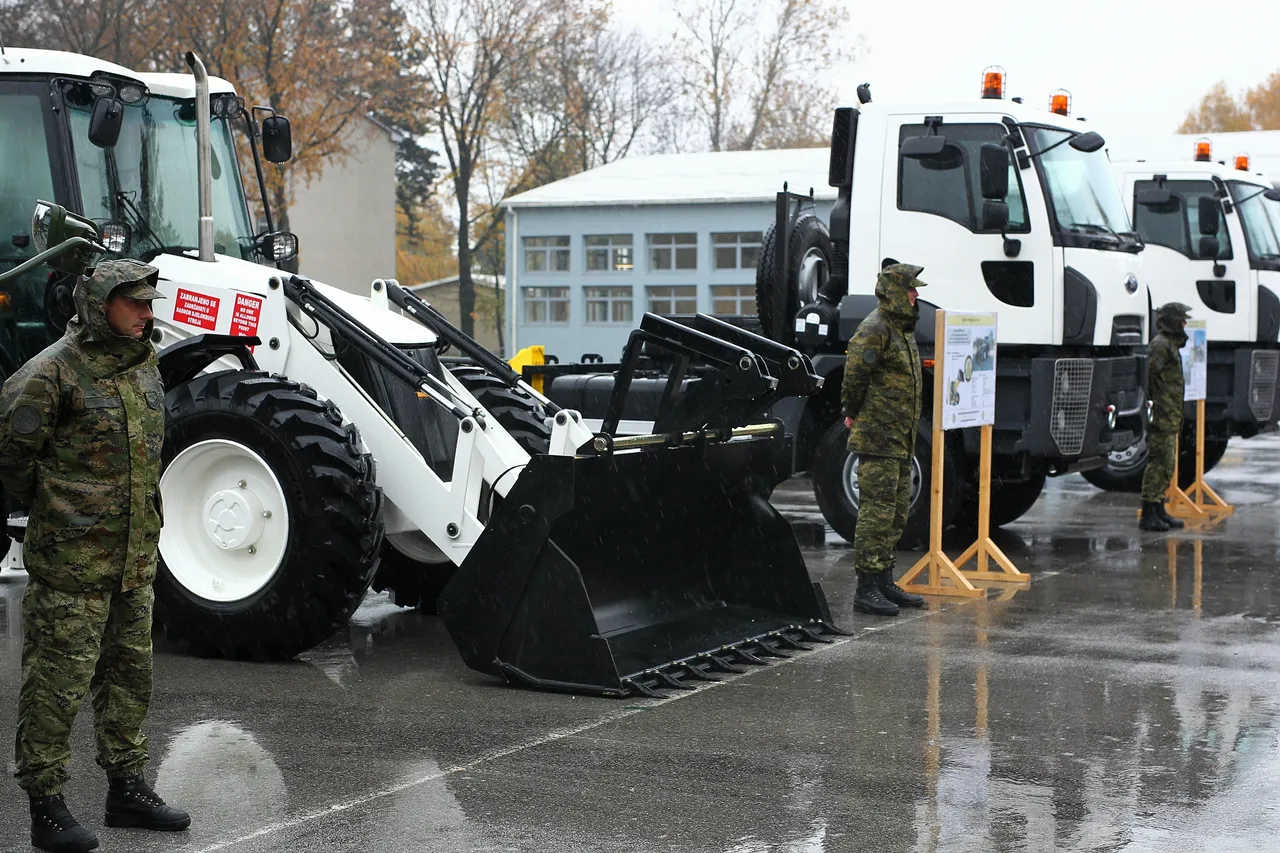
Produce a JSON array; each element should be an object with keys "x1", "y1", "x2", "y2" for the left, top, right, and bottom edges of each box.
[
  {"x1": 115, "y1": 191, "x2": 165, "y2": 253},
  {"x1": 1066, "y1": 222, "x2": 1123, "y2": 244}
]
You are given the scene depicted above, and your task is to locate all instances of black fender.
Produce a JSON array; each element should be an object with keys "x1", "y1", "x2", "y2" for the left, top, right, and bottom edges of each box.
[{"x1": 157, "y1": 334, "x2": 261, "y2": 391}]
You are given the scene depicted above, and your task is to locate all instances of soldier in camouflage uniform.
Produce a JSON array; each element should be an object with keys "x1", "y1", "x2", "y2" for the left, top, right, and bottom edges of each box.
[
  {"x1": 0, "y1": 260, "x2": 189, "y2": 853},
  {"x1": 1140, "y1": 302, "x2": 1192, "y2": 533},
  {"x1": 841, "y1": 263, "x2": 929, "y2": 617}
]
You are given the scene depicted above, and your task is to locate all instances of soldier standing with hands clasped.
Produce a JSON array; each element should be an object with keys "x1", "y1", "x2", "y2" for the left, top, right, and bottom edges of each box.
[
  {"x1": 0, "y1": 259, "x2": 190, "y2": 853},
  {"x1": 841, "y1": 262, "x2": 929, "y2": 617},
  {"x1": 1140, "y1": 302, "x2": 1193, "y2": 533}
]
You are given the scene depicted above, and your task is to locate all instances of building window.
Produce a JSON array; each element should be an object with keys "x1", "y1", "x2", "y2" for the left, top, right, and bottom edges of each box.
[
  {"x1": 711, "y1": 284, "x2": 756, "y2": 315},
  {"x1": 585, "y1": 234, "x2": 634, "y2": 271},
  {"x1": 523, "y1": 236, "x2": 570, "y2": 272},
  {"x1": 647, "y1": 285, "x2": 698, "y2": 315},
  {"x1": 585, "y1": 286, "x2": 633, "y2": 323},
  {"x1": 648, "y1": 233, "x2": 697, "y2": 271},
  {"x1": 712, "y1": 232, "x2": 762, "y2": 270},
  {"x1": 523, "y1": 286, "x2": 570, "y2": 323}
]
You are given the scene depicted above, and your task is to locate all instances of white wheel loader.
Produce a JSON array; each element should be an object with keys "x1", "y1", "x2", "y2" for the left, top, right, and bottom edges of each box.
[{"x1": 0, "y1": 47, "x2": 843, "y2": 697}]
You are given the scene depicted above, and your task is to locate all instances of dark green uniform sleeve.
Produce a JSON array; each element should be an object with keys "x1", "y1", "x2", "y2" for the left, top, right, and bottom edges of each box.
[
  {"x1": 0, "y1": 373, "x2": 60, "y2": 506},
  {"x1": 842, "y1": 323, "x2": 888, "y2": 420}
]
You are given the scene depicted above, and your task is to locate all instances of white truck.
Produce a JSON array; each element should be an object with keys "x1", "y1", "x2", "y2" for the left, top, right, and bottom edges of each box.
[
  {"x1": 1090, "y1": 144, "x2": 1280, "y2": 490},
  {"x1": 0, "y1": 47, "x2": 843, "y2": 697}
]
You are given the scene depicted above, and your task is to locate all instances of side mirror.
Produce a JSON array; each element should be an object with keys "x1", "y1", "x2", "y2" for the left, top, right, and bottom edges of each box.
[
  {"x1": 261, "y1": 115, "x2": 292, "y2": 163},
  {"x1": 901, "y1": 134, "x2": 948, "y2": 160},
  {"x1": 982, "y1": 200, "x2": 1010, "y2": 232},
  {"x1": 1265, "y1": 188, "x2": 1280, "y2": 202},
  {"x1": 1068, "y1": 131, "x2": 1105, "y2": 153},
  {"x1": 979, "y1": 143, "x2": 1010, "y2": 200},
  {"x1": 1136, "y1": 188, "x2": 1173, "y2": 207},
  {"x1": 1199, "y1": 235, "x2": 1220, "y2": 259},
  {"x1": 88, "y1": 97, "x2": 124, "y2": 149},
  {"x1": 1198, "y1": 195, "x2": 1220, "y2": 235}
]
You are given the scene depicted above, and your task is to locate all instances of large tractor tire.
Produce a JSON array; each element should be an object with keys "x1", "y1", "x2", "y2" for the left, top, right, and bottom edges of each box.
[
  {"x1": 156, "y1": 370, "x2": 384, "y2": 660},
  {"x1": 450, "y1": 365, "x2": 553, "y2": 455},
  {"x1": 755, "y1": 213, "x2": 833, "y2": 345},
  {"x1": 1080, "y1": 428, "x2": 1228, "y2": 493},
  {"x1": 811, "y1": 418, "x2": 963, "y2": 550}
]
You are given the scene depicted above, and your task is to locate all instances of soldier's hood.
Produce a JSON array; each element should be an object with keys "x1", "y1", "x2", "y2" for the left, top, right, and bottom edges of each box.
[
  {"x1": 875, "y1": 264, "x2": 924, "y2": 327},
  {"x1": 67, "y1": 258, "x2": 158, "y2": 372},
  {"x1": 1156, "y1": 309, "x2": 1189, "y2": 344}
]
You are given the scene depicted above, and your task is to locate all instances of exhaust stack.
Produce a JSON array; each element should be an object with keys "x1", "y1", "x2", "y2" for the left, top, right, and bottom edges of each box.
[{"x1": 185, "y1": 51, "x2": 214, "y2": 262}]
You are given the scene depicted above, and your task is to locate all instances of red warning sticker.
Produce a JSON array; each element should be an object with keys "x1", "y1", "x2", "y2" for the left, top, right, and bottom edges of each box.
[
  {"x1": 231, "y1": 293, "x2": 263, "y2": 339},
  {"x1": 173, "y1": 288, "x2": 220, "y2": 330}
]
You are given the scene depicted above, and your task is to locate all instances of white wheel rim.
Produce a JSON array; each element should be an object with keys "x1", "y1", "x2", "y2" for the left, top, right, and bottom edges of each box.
[
  {"x1": 159, "y1": 439, "x2": 290, "y2": 603},
  {"x1": 798, "y1": 247, "x2": 828, "y2": 306}
]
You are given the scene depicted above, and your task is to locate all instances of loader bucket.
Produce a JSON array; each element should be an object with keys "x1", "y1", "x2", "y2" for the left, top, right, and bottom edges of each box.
[{"x1": 437, "y1": 433, "x2": 844, "y2": 698}]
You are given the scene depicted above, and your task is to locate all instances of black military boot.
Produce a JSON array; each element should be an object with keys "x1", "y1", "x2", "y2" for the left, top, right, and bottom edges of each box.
[
  {"x1": 1157, "y1": 503, "x2": 1185, "y2": 529},
  {"x1": 29, "y1": 793, "x2": 99, "y2": 853},
  {"x1": 878, "y1": 569, "x2": 925, "y2": 608},
  {"x1": 104, "y1": 775, "x2": 191, "y2": 831},
  {"x1": 1140, "y1": 502, "x2": 1171, "y2": 532},
  {"x1": 854, "y1": 570, "x2": 899, "y2": 616}
]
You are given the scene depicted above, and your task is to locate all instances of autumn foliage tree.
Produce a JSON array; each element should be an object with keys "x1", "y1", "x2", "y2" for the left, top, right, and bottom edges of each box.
[{"x1": 1180, "y1": 72, "x2": 1280, "y2": 133}]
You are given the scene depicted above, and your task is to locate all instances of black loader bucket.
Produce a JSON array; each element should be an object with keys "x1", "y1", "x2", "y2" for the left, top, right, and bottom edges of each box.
[{"x1": 437, "y1": 428, "x2": 845, "y2": 698}]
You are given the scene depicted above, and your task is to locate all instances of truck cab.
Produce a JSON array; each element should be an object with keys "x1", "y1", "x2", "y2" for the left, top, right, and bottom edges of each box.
[{"x1": 1099, "y1": 145, "x2": 1280, "y2": 489}]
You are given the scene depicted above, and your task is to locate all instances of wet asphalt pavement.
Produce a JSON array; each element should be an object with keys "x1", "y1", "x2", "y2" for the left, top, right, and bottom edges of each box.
[{"x1": 2, "y1": 436, "x2": 1280, "y2": 852}]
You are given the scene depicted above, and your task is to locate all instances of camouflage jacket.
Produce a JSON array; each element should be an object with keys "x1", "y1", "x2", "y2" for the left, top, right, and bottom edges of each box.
[
  {"x1": 841, "y1": 269, "x2": 923, "y2": 460},
  {"x1": 1146, "y1": 317, "x2": 1187, "y2": 436},
  {"x1": 0, "y1": 261, "x2": 165, "y2": 592}
]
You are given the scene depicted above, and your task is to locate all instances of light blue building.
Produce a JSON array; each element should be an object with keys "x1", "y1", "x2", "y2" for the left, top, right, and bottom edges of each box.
[{"x1": 502, "y1": 148, "x2": 835, "y2": 362}]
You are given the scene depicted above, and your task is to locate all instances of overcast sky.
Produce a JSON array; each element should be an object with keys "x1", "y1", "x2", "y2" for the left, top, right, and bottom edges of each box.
[{"x1": 612, "y1": 0, "x2": 1280, "y2": 143}]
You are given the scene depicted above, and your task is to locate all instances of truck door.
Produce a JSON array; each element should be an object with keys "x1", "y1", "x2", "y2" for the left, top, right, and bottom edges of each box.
[{"x1": 879, "y1": 116, "x2": 1057, "y2": 345}]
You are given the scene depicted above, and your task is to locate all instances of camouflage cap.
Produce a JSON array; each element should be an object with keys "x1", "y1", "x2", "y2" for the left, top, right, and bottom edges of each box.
[
  {"x1": 93, "y1": 258, "x2": 166, "y2": 301},
  {"x1": 881, "y1": 262, "x2": 927, "y2": 288},
  {"x1": 1157, "y1": 301, "x2": 1192, "y2": 319}
]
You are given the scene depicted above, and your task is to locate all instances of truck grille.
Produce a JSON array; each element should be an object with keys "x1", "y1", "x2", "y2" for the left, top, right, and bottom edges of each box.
[
  {"x1": 1249, "y1": 350, "x2": 1279, "y2": 421},
  {"x1": 1108, "y1": 357, "x2": 1138, "y2": 392},
  {"x1": 1051, "y1": 358, "x2": 1094, "y2": 456}
]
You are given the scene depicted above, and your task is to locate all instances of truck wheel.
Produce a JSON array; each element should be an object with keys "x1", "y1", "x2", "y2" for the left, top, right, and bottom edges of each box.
[
  {"x1": 956, "y1": 473, "x2": 1047, "y2": 529},
  {"x1": 755, "y1": 213, "x2": 833, "y2": 345},
  {"x1": 1081, "y1": 430, "x2": 1230, "y2": 492},
  {"x1": 156, "y1": 370, "x2": 385, "y2": 660},
  {"x1": 811, "y1": 419, "x2": 962, "y2": 550},
  {"x1": 450, "y1": 366, "x2": 552, "y2": 454}
]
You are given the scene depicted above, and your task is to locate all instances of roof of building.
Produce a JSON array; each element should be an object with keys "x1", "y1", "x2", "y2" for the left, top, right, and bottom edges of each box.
[
  {"x1": 504, "y1": 147, "x2": 833, "y2": 209},
  {"x1": 410, "y1": 273, "x2": 505, "y2": 291}
]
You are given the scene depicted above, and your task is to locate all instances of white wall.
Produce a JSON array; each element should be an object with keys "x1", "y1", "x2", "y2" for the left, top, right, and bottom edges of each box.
[{"x1": 288, "y1": 118, "x2": 397, "y2": 295}]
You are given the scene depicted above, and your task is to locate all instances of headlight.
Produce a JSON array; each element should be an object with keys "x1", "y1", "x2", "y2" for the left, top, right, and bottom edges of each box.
[
  {"x1": 256, "y1": 231, "x2": 299, "y2": 263},
  {"x1": 31, "y1": 202, "x2": 54, "y2": 253},
  {"x1": 101, "y1": 222, "x2": 131, "y2": 253},
  {"x1": 118, "y1": 83, "x2": 147, "y2": 105}
]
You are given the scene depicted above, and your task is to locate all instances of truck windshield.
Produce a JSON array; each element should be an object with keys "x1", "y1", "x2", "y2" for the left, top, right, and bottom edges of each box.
[
  {"x1": 1228, "y1": 181, "x2": 1280, "y2": 263},
  {"x1": 66, "y1": 94, "x2": 256, "y2": 262},
  {"x1": 1026, "y1": 126, "x2": 1137, "y2": 251}
]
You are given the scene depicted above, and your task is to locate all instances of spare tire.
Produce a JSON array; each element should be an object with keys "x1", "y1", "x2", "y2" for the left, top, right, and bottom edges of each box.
[
  {"x1": 755, "y1": 213, "x2": 833, "y2": 345},
  {"x1": 155, "y1": 370, "x2": 384, "y2": 660}
]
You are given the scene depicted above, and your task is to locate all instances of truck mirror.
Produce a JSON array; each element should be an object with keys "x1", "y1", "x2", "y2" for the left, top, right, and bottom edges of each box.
[
  {"x1": 982, "y1": 200, "x2": 1010, "y2": 232},
  {"x1": 262, "y1": 115, "x2": 292, "y2": 163},
  {"x1": 901, "y1": 134, "x2": 947, "y2": 160},
  {"x1": 1198, "y1": 235, "x2": 1219, "y2": 259},
  {"x1": 1265, "y1": 188, "x2": 1280, "y2": 202},
  {"x1": 979, "y1": 143, "x2": 1009, "y2": 200},
  {"x1": 1136, "y1": 188, "x2": 1173, "y2": 208},
  {"x1": 1198, "y1": 195, "x2": 1220, "y2": 235},
  {"x1": 89, "y1": 96, "x2": 124, "y2": 149},
  {"x1": 1068, "y1": 131, "x2": 1105, "y2": 153}
]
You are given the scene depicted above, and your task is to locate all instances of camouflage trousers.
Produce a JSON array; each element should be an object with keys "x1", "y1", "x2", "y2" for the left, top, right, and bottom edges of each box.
[
  {"x1": 1141, "y1": 428, "x2": 1180, "y2": 503},
  {"x1": 852, "y1": 454, "x2": 913, "y2": 574},
  {"x1": 15, "y1": 579, "x2": 153, "y2": 795}
]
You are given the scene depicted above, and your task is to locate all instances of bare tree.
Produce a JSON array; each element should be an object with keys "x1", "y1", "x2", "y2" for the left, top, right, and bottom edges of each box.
[
  {"x1": 406, "y1": 0, "x2": 547, "y2": 338},
  {"x1": 675, "y1": 0, "x2": 856, "y2": 151}
]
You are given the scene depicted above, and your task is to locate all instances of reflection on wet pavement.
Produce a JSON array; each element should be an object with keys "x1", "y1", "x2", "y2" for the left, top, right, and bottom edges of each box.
[{"x1": 0, "y1": 435, "x2": 1277, "y2": 851}]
